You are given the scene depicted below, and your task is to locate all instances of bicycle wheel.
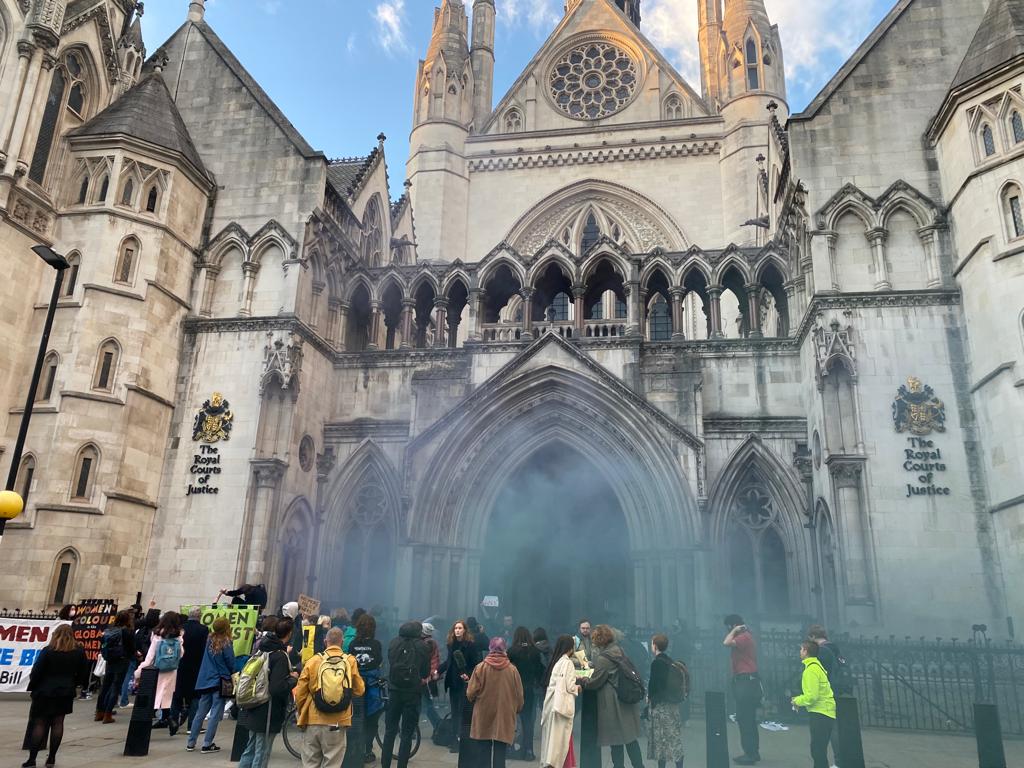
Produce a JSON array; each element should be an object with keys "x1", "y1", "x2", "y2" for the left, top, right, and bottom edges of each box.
[{"x1": 281, "y1": 707, "x2": 301, "y2": 760}]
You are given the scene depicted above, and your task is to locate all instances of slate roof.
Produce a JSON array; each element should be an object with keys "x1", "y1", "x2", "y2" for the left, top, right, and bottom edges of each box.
[
  {"x1": 70, "y1": 71, "x2": 210, "y2": 180},
  {"x1": 327, "y1": 148, "x2": 380, "y2": 200},
  {"x1": 952, "y1": 0, "x2": 1024, "y2": 90}
]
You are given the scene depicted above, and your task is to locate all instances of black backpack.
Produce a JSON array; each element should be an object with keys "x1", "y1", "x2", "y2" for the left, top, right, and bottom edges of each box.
[
  {"x1": 101, "y1": 627, "x2": 125, "y2": 662},
  {"x1": 431, "y1": 714, "x2": 454, "y2": 747},
  {"x1": 828, "y1": 642, "x2": 854, "y2": 695},
  {"x1": 609, "y1": 653, "x2": 646, "y2": 705},
  {"x1": 390, "y1": 639, "x2": 420, "y2": 689},
  {"x1": 663, "y1": 659, "x2": 690, "y2": 704}
]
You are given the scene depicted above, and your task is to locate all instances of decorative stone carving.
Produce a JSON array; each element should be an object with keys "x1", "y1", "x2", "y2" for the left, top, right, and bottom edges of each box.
[
  {"x1": 517, "y1": 194, "x2": 671, "y2": 254},
  {"x1": 8, "y1": 189, "x2": 53, "y2": 238},
  {"x1": 813, "y1": 316, "x2": 856, "y2": 390},
  {"x1": 892, "y1": 377, "x2": 946, "y2": 436},
  {"x1": 549, "y1": 42, "x2": 639, "y2": 120},
  {"x1": 262, "y1": 331, "x2": 303, "y2": 391}
]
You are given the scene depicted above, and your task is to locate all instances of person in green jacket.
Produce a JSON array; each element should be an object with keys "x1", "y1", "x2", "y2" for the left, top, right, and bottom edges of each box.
[{"x1": 791, "y1": 641, "x2": 836, "y2": 768}]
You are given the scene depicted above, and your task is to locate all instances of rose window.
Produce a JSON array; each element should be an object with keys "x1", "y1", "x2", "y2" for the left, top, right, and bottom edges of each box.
[{"x1": 550, "y1": 43, "x2": 638, "y2": 120}]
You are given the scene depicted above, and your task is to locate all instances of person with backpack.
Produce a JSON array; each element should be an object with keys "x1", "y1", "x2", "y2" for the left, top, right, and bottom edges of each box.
[
  {"x1": 466, "y1": 637, "x2": 525, "y2": 768},
  {"x1": 293, "y1": 626, "x2": 365, "y2": 768},
  {"x1": 170, "y1": 606, "x2": 210, "y2": 735},
  {"x1": 808, "y1": 624, "x2": 849, "y2": 767},
  {"x1": 348, "y1": 613, "x2": 384, "y2": 763},
  {"x1": 185, "y1": 617, "x2": 235, "y2": 753},
  {"x1": 540, "y1": 635, "x2": 579, "y2": 768},
  {"x1": 379, "y1": 621, "x2": 431, "y2": 768},
  {"x1": 507, "y1": 626, "x2": 545, "y2": 761},
  {"x1": 791, "y1": 641, "x2": 836, "y2": 768},
  {"x1": 135, "y1": 611, "x2": 185, "y2": 729},
  {"x1": 647, "y1": 634, "x2": 687, "y2": 768},
  {"x1": 94, "y1": 610, "x2": 135, "y2": 724},
  {"x1": 578, "y1": 625, "x2": 644, "y2": 768},
  {"x1": 237, "y1": 617, "x2": 298, "y2": 768},
  {"x1": 120, "y1": 600, "x2": 160, "y2": 709},
  {"x1": 441, "y1": 619, "x2": 480, "y2": 755}
]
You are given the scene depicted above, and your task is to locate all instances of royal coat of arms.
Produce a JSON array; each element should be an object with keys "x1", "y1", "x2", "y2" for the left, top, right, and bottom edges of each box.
[
  {"x1": 893, "y1": 377, "x2": 945, "y2": 435},
  {"x1": 192, "y1": 392, "x2": 234, "y2": 443}
]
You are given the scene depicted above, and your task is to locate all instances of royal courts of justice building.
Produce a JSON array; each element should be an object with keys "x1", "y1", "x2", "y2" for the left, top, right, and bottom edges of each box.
[{"x1": 0, "y1": 0, "x2": 1022, "y2": 638}]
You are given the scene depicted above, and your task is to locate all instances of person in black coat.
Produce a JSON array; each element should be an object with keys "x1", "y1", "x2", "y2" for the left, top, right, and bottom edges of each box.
[
  {"x1": 237, "y1": 618, "x2": 296, "y2": 768},
  {"x1": 508, "y1": 626, "x2": 545, "y2": 760},
  {"x1": 24, "y1": 625, "x2": 90, "y2": 768},
  {"x1": 441, "y1": 619, "x2": 481, "y2": 754},
  {"x1": 379, "y1": 621, "x2": 431, "y2": 768},
  {"x1": 169, "y1": 607, "x2": 210, "y2": 734},
  {"x1": 95, "y1": 610, "x2": 136, "y2": 723}
]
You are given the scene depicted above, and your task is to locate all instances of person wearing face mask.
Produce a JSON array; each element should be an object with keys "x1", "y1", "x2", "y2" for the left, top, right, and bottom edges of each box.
[{"x1": 441, "y1": 619, "x2": 480, "y2": 754}]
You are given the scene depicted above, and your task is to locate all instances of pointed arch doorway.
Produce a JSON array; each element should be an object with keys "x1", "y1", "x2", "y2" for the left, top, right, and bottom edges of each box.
[{"x1": 479, "y1": 441, "x2": 632, "y2": 632}]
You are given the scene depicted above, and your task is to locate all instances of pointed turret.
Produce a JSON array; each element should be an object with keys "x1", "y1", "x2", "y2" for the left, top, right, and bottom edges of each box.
[
  {"x1": 615, "y1": 0, "x2": 641, "y2": 26},
  {"x1": 720, "y1": 0, "x2": 785, "y2": 102},
  {"x1": 470, "y1": 0, "x2": 495, "y2": 129},
  {"x1": 698, "y1": 0, "x2": 723, "y2": 110},
  {"x1": 414, "y1": 0, "x2": 473, "y2": 128}
]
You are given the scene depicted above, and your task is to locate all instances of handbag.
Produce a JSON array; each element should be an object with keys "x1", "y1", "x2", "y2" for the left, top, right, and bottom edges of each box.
[{"x1": 220, "y1": 676, "x2": 235, "y2": 698}]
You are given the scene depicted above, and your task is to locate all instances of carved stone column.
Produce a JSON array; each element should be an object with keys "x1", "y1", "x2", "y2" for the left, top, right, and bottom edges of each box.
[
  {"x1": 3, "y1": 43, "x2": 44, "y2": 177},
  {"x1": 918, "y1": 226, "x2": 943, "y2": 288},
  {"x1": 745, "y1": 283, "x2": 762, "y2": 338},
  {"x1": 670, "y1": 288, "x2": 686, "y2": 340},
  {"x1": 625, "y1": 280, "x2": 641, "y2": 338},
  {"x1": 337, "y1": 301, "x2": 350, "y2": 351},
  {"x1": 433, "y1": 297, "x2": 449, "y2": 348},
  {"x1": 308, "y1": 448, "x2": 336, "y2": 594},
  {"x1": 866, "y1": 228, "x2": 891, "y2": 291},
  {"x1": 827, "y1": 456, "x2": 873, "y2": 606},
  {"x1": 242, "y1": 459, "x2": 287, "y2": 591},
  {"x1": 399, "y1": 298, "x2": 415, "y2": 349},
  {"x1": 238, "y1": 261, "x2": 258, "y2": 317},
  {"x1": 572, "y1": 284, "x2": 586, "y2": 336},
  {"x1": 519, "y1": 288, "x2": 534, "y2": 340},
  {"x1": 197, "y1": 263, "x2": 218, "y2": 317},
  {"x1": 707, "y1": 285, "x2": 724, "y2": 339},
  {"x1": 0, "y1": 41, "x2": 35, "y2": 162},
  {"x1": 327, "y1": 298, "x2": 342, "y2": 344},
  {"x1": 367, "y1": 300, "x2": 382, "y2": 351},
  {"x1": 467, "y1": 288, "x2": 484, "y2": 341},
  {"x1": 310, "y1": 280, "x2": 325, "y2": 331}
]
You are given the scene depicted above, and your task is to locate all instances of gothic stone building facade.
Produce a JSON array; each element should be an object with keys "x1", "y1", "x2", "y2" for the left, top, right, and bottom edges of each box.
[{"x1": 0, "y1": 0, "x2": 1020, "y2": 637}]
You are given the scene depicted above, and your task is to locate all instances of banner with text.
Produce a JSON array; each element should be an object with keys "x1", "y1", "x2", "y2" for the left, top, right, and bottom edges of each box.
[
  {"x1": 181, "y1": 604, "x2": 259, "y2": 657},
  {"x1": 71, "y1": 599, "x2": 117, "y2": 662},
  {"x1": 0, "y1": 619, "x2": 61, "y2": 693}
]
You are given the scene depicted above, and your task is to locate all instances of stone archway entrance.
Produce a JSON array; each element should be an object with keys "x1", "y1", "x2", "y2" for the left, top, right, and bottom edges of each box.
[{"x1": 480, "y1": 442, "x2": 632, "y2": 632}]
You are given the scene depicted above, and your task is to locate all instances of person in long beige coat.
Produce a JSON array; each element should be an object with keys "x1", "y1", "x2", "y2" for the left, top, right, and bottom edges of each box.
[
  {"x1": 578, "y1": 625, "x2": 644, "y2": 768},
  {"x1": 466, "y1": 637, "x2": 524, "y2": 768},
  {"x1": 540, "y1": 635, "x2": 580, "y2": 768}
]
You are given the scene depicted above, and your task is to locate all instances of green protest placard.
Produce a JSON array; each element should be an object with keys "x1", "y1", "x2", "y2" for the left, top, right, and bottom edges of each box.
[{"x1": 182, "y1": 604, "x2": 259, "y2": 657}]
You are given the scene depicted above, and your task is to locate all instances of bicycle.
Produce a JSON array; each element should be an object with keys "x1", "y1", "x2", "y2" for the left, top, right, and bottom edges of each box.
[{"x1": 373, "y1": 678, "x2": 422, "y2": 760}]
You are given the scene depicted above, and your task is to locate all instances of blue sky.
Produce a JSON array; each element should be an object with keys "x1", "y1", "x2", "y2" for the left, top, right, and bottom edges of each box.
[{"x1": 144, "y1": 0, "x2": 894, "y2": 199}]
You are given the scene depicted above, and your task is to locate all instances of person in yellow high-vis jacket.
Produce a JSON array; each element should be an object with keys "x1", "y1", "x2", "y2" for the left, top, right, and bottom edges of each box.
[{"x1": 791, "y1": 641, "x2": 836, "y2": 768}]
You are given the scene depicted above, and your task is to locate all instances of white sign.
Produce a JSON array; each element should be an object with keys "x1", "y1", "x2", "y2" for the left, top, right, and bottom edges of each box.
[
  {"x1": 0, "y1": 619, "x2": 59, "y2": 693},
  {"x1": 481, "y1": 595, "x2": 500, "y2": 608}
]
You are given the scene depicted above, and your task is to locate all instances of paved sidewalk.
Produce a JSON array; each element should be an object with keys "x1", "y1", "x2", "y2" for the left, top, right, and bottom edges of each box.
[{"x1": 1, "y1": 697, "x2": 1018, "y2": 767}]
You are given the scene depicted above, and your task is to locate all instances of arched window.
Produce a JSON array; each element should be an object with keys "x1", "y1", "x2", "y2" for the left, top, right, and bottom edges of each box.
[
  {"x1": 615, "y1": 294, "x2": 627, "y2": 319},
  {"x1": 504, "y1": 108, "x2": 523, "y2": 133},
  {"x1": 97, "y1": 174, "x2": 109, "y2": 202},
  {"x1": 745, "y1": 39, "x2": 760, "y2": 90},
  {"x1": 120, "y1": 177, "x2": 135, "y2": 207},
  {"x1": 16, "y1": 455, "x2": 35, "y2": 506},
  {"x1": 39, "y1": 351, "x2": 59, "y2": 401},
  {"x1": 93, "y1": 339, "x2": 119, "y2": 391},
  {"x1": 361, "y1": 197, "x2": 384, "y2": 265},
  {"x1": 982, "y1": 124, "x2": 996, "y2": 157},
  {"x1": 71, "y1": 445, "x2": 98, "y2": 501},
  {"x1": 664, "y1": 94, "x2": 683, "y2": 120},
  {"x1": 77, "y1": 174, "x2": 89, "y2": 204},
  {"x1": 580, "y1": 212, "x2": 601, "y2": 253},
  {"x1": 114, "y1": 237, "x2": 139, "y2": 284},
  {"x1": 29, "y1": 51, "x2": 90, "y2": 184},
  {"x1": 648, "y1": 294, "x2": 671, "y2": 340},
  {"x1": 145, "y1": 185, "x2": 158, "y2": 213},
  {"x1": 1002, "y1": 183, "x2": 1024, "y2": 240},
  {"x1": 1013, "y1": 111, "x2": 1024, "y2": 144},
  {"x1": 49, "y1": 549, "x2": 78, "y2": 606},
  {"x1": 62, "y1": 252, "x2": 80, "y2": 297},
  {"x1": 549, "y1": 292, "x2": 571, "y2": 322}
]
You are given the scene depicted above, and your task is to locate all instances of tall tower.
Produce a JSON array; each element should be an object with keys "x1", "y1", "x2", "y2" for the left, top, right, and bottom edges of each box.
[
  {"x1": 615, "y1": 0, "x2": 642, "y2": 26},
  {"x1": 697, "y1": 0, "x2": 723, "y2": 110},
  {"x1": 470, "y1": 0, "x2": 495, "y2": 130},
  {"x1": 720, "y1": 0, "x2": 786, "y2": 103},
  {"x1": 407, "y1": 0, "x2": 473, "y2": 263}
]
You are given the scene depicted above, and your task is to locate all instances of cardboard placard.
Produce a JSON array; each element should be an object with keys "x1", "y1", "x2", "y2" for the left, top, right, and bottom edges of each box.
[
  {"x1": 71, "y1": 599, "x2": 118, "y2": 661},
  {"x1": 481, "y1": 595, "x2": 500, "y2": 608},
  {"x1": 297, "y1": 594, "x2": 320, "y2": 617},
  {"x1": 181, "y1": 604, "x2": 259, "y2": 657}
]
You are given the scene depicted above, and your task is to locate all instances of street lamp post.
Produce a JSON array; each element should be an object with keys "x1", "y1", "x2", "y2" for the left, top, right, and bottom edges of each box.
[{"x1": 1, "y1": 245, "x2": 69, "y2": 544}]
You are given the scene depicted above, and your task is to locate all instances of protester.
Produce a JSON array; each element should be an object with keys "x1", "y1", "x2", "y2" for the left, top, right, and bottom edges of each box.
[
  {"x1": 791, "y1": 641, "x2": 836, "y2": 768},
  {"x1": 170, "y1": 606, "x2": 210, "y2": 734},
  {"x1": 501, "y1": 615, "x2": 516, "y2": 645},
  {"x1": 121, "y1": 600, "x2": 161, "y2": 709},
  {"x1": 573, "y1": 619, "x2": 593, "y2": 668},
  {"x1": 294, "y1": 626, "x2": 365, "y2": 768},
  {"x1": 237, "y1": 618, "x2": 298, "y2": 768},
  {"x1": 507, "y1": 626, "x2": 544, "y2": 760},
  {"x1": 466, "y1": 637, "x2": 525, "y2": 768},
  {"x1": 579, "y1": 624, "x2": 644, "y2": 768},
  {"x1": 253, "y1": 615, "x2": 278, "y2": 653},
  {"x1": 647, "y1": 634, "x2": 686, "y2": 768},
  {"x1": 808, "y1": 624, "x2": 847, "y2": 767},
  {"x1": 331, "y1": 608, "x2": 351, "y2": 631},
  {"x1": 23, "y1": 625, "x2": 89, "y2": 768},
  {"x1": 723, "y1": 615, "x2": 761, "y2": 765},
  {"x1": 442, "y1": 618, "x2": 480, "y2": 754},
  {"x1": 540, "y1": 635, "x2": 579, "y2": 768},
  {"x1": 348, "y1": 613, "x2": 384, "y2": 763},
  {"x1": 345, "y1": 608, "x2": 366, "y2": 652},
  {"x1": 94, "y1": 609, "x2": 135, "y2": 724},
  {"x1": 281, "y1": 602, "x2": 303, "y2": 668},
  {"x1": 379, "y1": 621, "x2": 431, "y2": 768},
  {"x1": 420, "y1": 622, "x2": 442, "y2": 730},
  {"x1": 466, "y1": 616, "x2": 490, "y2": 656},
  {"x1": 218, "y1": 583, "x2": 268, "y2": 611},
  {"x1": 135, "y1": 611, "x2": 185, "y2": 729},
  {"x1": 533, "y1": 628, "x2": 552, "y2": 669},
  {"x1": 184, "y1": 617, "x2": 235, "y2": 753}
]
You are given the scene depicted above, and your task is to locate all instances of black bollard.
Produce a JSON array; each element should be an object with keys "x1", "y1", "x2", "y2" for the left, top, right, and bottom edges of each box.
[
  {"x1": 705, "y1": 691, "x2": 730, "y2": 768},
  {"x1": 836, "y1": 695, "x2": 866, "y2": 768},
  {"x1": 974, "y1": 703, "x2": 1007, "y2": 768},
  {"x1": 124, "y1": 667, "x2": 157, "y2": 756},
  {"x1": 342, "y1": 696, "x2": 365, "y2": 768},
  {"x1": 580, "y1": 687, "x2": 600, "y2": 768}
]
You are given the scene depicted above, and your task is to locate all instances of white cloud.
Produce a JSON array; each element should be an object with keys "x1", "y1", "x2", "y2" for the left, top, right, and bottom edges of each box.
[
  {"x1": 373, "y1": 0, "x2": 409, "y2": 55},
  {"x1": 492, "y1": 0, "x2": 560, "y2": 34}
]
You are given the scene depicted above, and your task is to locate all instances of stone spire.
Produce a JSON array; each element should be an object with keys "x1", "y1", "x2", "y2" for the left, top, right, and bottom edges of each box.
[
  {"x1": 614, "y1": 0, "x2": 641, "y2": 26},
  {"x1": 698, "y1": 0, "x2": 723, "y2": 110},
  {"x1": 414, "y1": 0, "x2": 473, "y2": 128},
  {"x1": 470, "y1": 0, "x2": 495, "y2": 130},
  {"x1": 424, "y1": 0, "x2": 470, "y2": 78},
  {"x1": 722, "y1": 0, "x2": 771, "y2": 50},
  {"x1": 188, "y1": 0, "x2": 205, "y2": 23},
  {"x1": 720, "y1": 0, "x2": 785, "y2": 102}
]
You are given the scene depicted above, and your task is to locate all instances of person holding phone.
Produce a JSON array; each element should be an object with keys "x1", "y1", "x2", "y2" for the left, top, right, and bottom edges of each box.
[{"x1": 723, "y1": 615, "x2": 761, "y2": 765}]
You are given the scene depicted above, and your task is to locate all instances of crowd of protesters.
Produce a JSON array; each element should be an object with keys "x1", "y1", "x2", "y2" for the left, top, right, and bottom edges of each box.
[{"x1": 22, "y1": 588, "x2": 845, "y2": 768}]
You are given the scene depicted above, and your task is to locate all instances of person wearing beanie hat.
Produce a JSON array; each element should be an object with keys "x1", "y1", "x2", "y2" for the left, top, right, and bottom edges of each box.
[
  {"x1": 419, "y1": 623, "x2": 442, "y2": 729},
  {"x1": 379, "y1": 622, "x2": 431, "y2": 768},
  {"x1": 467, "y1": 635, "x2": 524, "y2": 767}
]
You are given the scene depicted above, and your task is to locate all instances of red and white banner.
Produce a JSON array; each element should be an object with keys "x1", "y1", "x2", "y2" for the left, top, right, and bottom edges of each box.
[{"x1": 0, "y1": 619, "x2": 60, "y2": 693}]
